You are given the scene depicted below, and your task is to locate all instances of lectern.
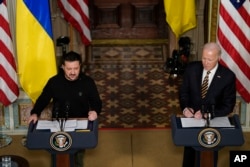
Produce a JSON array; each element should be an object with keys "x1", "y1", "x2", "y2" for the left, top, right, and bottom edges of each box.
[
  {"x1": 171, "y1": 114, "x2": 244, "y2": 167},
  {"x1": 26, "y1": 119, "x2": 98, "y2": 167}
]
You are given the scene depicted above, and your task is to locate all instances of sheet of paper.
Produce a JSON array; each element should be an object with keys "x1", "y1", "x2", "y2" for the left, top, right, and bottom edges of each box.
[
  {"x1": 36, "y1": 120, "x2": 59, "y2": 130},
  {"x1": 75, "y1": 120, "x2": 88, "y2": 129},
  {"x1": 210, "y1": 117, "x2": 234, "y2": 127},
  {"x1": 181, "y1": 118, "x2": 206, "y2": 127},
  {"x1": 36, "y1": 119, "x2": 89, "y2": 132},
  {"x1": 181, "y1": 116, "x2": 234, "y2": 128}
]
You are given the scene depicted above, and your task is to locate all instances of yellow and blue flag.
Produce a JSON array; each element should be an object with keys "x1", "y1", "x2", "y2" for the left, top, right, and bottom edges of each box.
[
  {"x1": 164, "y1": 0, "x2": 197, "y2": 38},
  {"x1": 16, "y1": 0, "x2": 57, "y2": 102}
]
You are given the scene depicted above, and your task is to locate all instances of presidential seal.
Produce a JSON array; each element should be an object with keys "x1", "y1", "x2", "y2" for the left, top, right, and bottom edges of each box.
[
  {"x1": 198, "y1": 128, "x2": 221, "y2": 148},
  {"x1": 50, "y1": 132, "x2": 72, "y2": 151}
]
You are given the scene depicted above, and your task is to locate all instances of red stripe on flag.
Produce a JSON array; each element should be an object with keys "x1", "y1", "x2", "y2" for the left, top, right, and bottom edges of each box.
[
  {"x1": 217, "y1": 0, "x2": 250, "y2": 102},
  {"x1": 0, "y1": 0, "x2": 19, "y2": 106},
  {"x1": 235, "y1": 80, "x2": 250, "y2": 101},
  {"x1": 0, "y1": 65, "x2": 19, "y2": 97},
  {"x1": 69, "y1": 0, "x2": 90, "y2": 29},
  {"x1": 237, "y1": 4, "x2": 250, "y2": 27},
  {"x1": 220, "y1": 59, "x2": 250, "y2": 102},
  {"x1": 0, "y1": 90, "x2": 10, "y2": 106},
  {"x1": 0, "y1": 14, "x2": 10, "y2": 34},
  {"x1": 0, "y1": 40, "x2": 17, "y2": 70},
  {"x1": 217, "y1": 28, "x2": 250, "y2": 79},
  {"x1": 219, "y1": 4, "x2": 250, "y2": 51},
  {"x1": 57, "y1": 0, "x2": 91, "y2": 45}
]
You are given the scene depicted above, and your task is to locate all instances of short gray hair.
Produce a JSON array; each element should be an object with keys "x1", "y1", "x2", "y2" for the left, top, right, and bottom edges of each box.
[{"x1": 203, "y1": 42, "x2": 221, "y2": 56}]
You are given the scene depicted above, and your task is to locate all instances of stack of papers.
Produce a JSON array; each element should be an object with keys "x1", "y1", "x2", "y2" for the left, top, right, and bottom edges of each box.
[
  {"x1": 36, "y1": 120, "x2": 88, "y2": 132},
  {"x1": 181, "y1": 116, "x2": 234, "y2": 128}
]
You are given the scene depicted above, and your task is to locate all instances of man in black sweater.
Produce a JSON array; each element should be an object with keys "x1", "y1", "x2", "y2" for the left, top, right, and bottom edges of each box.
[{"x1": 28, "y1": 51, "x2": 102, "y2": 167}]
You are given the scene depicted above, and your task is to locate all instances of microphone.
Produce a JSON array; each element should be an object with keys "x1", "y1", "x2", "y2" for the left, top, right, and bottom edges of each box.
[
  {"x1": 201, "y1": 103, "x2": 210, "y2": 127},
  {"x1": 53, "y1": 102, "x2": 60, "y2": 122},
  {"x1": 53, "y1": 102, "x2": 63, "y2": 131},
  {"x1": 206, "y1": 113, "x2": 211, "y2": 127},
  {"x1": 206, "y1": 99, "x2": 215, "y2": 127},
  {"x1": 201, "y1": 104, "x2": 205, "y2": 119},
  {"x1": 60, "y1": 101, "x2": 70, "y2": 131},
  {"x1": 211, "y1": 104, "x2": 215, "y2": 121},
  {"x1": 64, "y1": 101, "x2": 70, "y2": 120}
]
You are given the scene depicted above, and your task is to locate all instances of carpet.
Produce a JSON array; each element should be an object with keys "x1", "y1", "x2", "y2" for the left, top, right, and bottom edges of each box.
[{"x1": 85, "y1": 45, "x2": 182, "y2": 128}]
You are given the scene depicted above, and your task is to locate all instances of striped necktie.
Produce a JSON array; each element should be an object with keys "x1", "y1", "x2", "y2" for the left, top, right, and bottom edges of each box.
[{"x1": 201, "y1": 71, "x2": 211, "y2": 99}]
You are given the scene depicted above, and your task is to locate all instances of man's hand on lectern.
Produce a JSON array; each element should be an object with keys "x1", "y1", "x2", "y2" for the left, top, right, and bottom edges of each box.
[{"x1": 28, "y1": 114, "x2": 38, "y2": 124}]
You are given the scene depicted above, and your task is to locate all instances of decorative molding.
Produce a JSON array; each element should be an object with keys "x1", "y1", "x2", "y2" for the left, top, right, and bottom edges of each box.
[
  {"x1": 18, "y1": 103, "x2": 33, "y2": 126},
  {"x1": 88, "y1": 45, "x2": 167, "y2": 63},
  {"x1": 93, "y1": 3, "x2": 121, "y2": 29},
  {"x1": 40, "y1": 103, "x2": 53, "y2": 120},
  {"x1": 17, "y1": 102, "x2": 53, "y2": 127},
  {"x1": 91, "y1": 39, "x2": 168, "y2": 45},
  {"x1": 131, "y1": 3, "x2": 158, "y2": 27}
]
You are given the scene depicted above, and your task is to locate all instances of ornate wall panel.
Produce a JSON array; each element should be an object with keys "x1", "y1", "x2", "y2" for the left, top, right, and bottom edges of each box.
[
  {"x1": 93, "y1": 3, "x2": 121, "y2": 29},
  {"x1": 90, "y1": 0, "x2": 168, "y2": 39},
  {"x1": 131, "y1": 3, "x2": 158, "y2": 28}
]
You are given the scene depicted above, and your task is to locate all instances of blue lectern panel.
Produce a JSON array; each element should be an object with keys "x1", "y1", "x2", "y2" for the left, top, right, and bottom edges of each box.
[
  {"x1": 26, "y1": 120, "x2": 98, "y2": 154},
  {"x1": 171, "y1": 115, "x2": 244, "y2": 148}
]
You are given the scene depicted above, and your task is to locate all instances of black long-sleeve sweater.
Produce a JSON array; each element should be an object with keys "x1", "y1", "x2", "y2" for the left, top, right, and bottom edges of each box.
[{"x1": 30, "y1": 72, "x2": 102, "y2": 118}]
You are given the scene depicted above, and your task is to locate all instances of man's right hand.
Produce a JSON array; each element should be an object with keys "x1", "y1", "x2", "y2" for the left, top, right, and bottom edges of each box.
[
  {"x1": 28, "y1": 114, "x2": 38, "y2": 124},
  {"x1": 183, "y1": 107, "x2": 194, "y2": 118}
]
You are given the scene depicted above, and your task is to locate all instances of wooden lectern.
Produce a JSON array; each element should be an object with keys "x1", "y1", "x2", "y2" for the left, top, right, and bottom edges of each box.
[
  {"x1": 26, "y1": 119, "x2": 98, "y2": 167},
  {"x1": 171, "y1": 114, "x2": 244, "y2": 167}
]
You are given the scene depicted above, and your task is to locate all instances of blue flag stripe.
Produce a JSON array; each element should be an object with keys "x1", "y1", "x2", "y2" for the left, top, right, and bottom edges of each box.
[
  {"x1": 230, "y1": 0, "x2": 245, "y2": 9},
  {"x1": 23, "y1": 0, "x2": 53, "y2": 38}
]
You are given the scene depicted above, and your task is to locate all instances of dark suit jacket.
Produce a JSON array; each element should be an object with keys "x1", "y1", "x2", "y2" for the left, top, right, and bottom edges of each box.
[{"x1": 179, "y1": 61, "x2": 236, "y2": 117}]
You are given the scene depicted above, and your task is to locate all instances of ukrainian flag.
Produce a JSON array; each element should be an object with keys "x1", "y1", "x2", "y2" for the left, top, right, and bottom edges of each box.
[
  {"x1": 164, "y1": 0, "x2": 197, "y2": 38},
  {"x1": 16, "y1": 0, "x2": 57, "y2": 102}
]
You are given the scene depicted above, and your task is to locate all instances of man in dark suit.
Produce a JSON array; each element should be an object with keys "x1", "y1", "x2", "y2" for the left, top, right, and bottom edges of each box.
[{"x1": 179, "y1": 42, "x2": 236, "y2": 167}]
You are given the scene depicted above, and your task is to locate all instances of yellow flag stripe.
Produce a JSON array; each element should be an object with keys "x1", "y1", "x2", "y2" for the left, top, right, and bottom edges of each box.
[
  {"x1": 16, "y1": 0, "x2": 57, "y2": 102},
  {"x1": 164, "y1": 0, "x2": 197, "y2": 38}
]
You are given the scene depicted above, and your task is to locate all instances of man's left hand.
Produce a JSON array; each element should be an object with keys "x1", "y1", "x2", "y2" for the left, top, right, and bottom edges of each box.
[
  {"x1": 194, "y1": 110, "x2": 203, "y2": 119},
  {"x1": 88, "y1": 111, "x2": 98, "y2": 121}
]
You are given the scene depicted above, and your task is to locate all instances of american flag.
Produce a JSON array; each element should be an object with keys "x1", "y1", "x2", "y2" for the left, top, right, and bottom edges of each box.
[
  {"x1": 217, "y1": 0, "x2": 250, "y2": 102},
  {"x1": 57, "y1": 0, "x2": 91, "y2": 45},
  {"x1": 0, "y1": 0, "x2": 19, "y2": 106}
]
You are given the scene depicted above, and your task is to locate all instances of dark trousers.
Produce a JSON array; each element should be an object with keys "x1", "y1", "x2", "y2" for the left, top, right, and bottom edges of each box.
[
  {"x1": 182, "y1": 147, "x2": 197, "y2": 167},
  {"x1": 75, "y1": 150, "x2": 85, "y2": 167},
  {"x1": 182, "y1": 147, "x2": 218, "y2": 167}
]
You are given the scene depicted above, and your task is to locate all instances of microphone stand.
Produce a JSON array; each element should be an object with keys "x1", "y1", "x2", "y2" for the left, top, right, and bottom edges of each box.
[
  {"x1": 202, "y1": 104, "x2": 211, "y2": 127},
  {"x1": 205, "y1": 103, "x2": 215, "y2": 127},
  {"x1": 206, "y1": 104, "x2": 215, "y2": 127},
  {"x1": 52, "y1": 102, "x2": 70, "y2": 132},
  {"x1": 206, "y1": 112, "x2": 211, "y2": 127},
  {"x1": 53, "y1": 103, "x2": 62, "y2": 131},
  {"x1": 60, "y1": 119, "x2": 64, "y2": 132},
  {"x1": 61, "y1": 102, "x2": 70, "y2": 132}
]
